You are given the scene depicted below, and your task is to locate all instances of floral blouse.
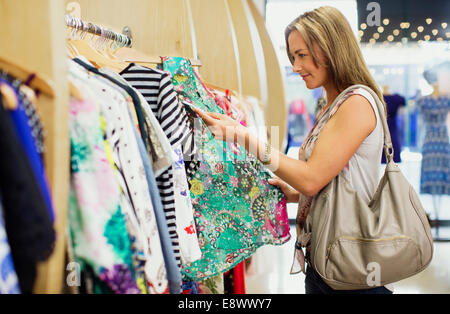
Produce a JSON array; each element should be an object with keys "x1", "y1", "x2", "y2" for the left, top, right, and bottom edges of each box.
[{"x1": 161, "y1": 57, "x2": 291, "y2": 280}]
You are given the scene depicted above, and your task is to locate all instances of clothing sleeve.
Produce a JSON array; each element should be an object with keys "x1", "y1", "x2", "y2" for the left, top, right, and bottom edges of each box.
[{"x1": 157, "y1": 73, "x2": 192, "y2": 148}]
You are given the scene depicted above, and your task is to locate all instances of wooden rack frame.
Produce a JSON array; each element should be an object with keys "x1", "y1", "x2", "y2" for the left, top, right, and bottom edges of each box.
[{"x1": 1, "y1": 0, "x2": 287, "y2": 294}]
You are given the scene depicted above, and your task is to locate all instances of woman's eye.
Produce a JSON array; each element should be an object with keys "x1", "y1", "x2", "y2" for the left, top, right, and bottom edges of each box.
[{"x1": 298, "y1": 54, "x2": 307, "y2": 58}]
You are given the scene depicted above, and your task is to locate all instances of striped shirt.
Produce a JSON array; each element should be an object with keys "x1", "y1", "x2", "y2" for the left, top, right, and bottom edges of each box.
[{"x1": 121, "y1": 64, "x2": 193, "y2": 268}]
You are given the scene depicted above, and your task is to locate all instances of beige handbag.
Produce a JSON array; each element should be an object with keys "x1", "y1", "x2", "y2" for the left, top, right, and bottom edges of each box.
[{"x1": 309, "y1": 84, "x2": 434, "y2": 290}]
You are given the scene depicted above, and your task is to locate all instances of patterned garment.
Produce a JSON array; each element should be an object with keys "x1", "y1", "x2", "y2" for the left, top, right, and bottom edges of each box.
[
  {"x1": 18, "y1": 85, "x2": 45, "y2": 157},
  {"x1": 69, "y1": 62, "x2": 146, "y2": 292},
  {"x1": 198, "y1": 274, "x2": 224, "y2": 294},
  {"x1": 68, "y1": 96, "x2": 140, "y2": 294},
  {"x1": 99, "y1": 67, "x2": 183, "y2": 293},
  {"x1": 161, "y1": 57, "x2": 291, "y2": 281},
  {"x1": 0, "y1": 201, "x2": 21, "y2": 294},
  {"x1": 71, "y1": 59, "x2": 170, "y2": 294},
  {"x1": 69, "y1": 60, "x2": 171, "y2": 294},
  {"x1": 173, "y1": 147, "x2": 202, "y2": 264},
  {"x1": 121, "y1": 64, "x2": 194, "y2": 269},
  {"x1": 100, "y1": 67, "x2": 175, "y2": 178},
  {"x1": 417, "y1": 96, "x2": 450, "y2": 195}
]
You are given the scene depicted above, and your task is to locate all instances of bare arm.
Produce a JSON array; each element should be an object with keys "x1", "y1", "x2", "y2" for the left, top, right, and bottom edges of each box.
[{"x1": 193, "y1": 95, "x2": 376, "y2": 198}]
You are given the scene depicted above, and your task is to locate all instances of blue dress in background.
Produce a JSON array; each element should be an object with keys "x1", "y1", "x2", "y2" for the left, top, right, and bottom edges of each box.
[
  {"x1": 416, "y1": 96, "x2": 450, "y2": 195},
  {"x1": 382, "y1": 94, "x2": 405, "y2": 163}
]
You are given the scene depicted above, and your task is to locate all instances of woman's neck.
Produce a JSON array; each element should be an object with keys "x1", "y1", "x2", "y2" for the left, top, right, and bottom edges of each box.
[{"x1": 323, "y1": 82, "x2": 340, "y2": 108}]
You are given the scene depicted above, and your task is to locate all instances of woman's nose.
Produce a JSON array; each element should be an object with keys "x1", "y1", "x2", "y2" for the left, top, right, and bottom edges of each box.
[{"x1": 293, "y1": 62, "x2": 302, "y2": 73}]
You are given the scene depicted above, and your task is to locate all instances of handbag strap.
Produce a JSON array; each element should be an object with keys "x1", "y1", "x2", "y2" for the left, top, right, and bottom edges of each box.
[{"x1": 327, "y1": 84, "x2": 394, "y2": 163}]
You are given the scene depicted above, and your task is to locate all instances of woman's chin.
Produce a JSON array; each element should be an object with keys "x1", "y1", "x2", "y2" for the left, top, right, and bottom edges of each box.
[{"x1": 304, "y1": 81, "x2": 319, "y2": 90}]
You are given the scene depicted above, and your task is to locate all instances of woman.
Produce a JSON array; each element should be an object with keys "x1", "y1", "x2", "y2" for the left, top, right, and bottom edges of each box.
[{"x1": 193, "y1": 6, "x2": 392, "y2": 294}]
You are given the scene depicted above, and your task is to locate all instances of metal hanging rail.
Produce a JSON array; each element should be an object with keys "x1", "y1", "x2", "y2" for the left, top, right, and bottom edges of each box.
[{"x1": 65, "y1": 14, "x2": 133, "y2": 48}]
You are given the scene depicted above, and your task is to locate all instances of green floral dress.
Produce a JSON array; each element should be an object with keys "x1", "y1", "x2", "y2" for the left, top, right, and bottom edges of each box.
[{"x1": 161, "y1": 57, "x2": 291, "y2": 281}]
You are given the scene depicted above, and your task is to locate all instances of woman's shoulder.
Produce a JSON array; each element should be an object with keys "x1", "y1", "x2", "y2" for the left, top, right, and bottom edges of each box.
[
  {"x1": 344, "y1": 87, "x2": 377, "y2": 108},
  {"x1": 331, "y1": 87, "x2": 377, "y2": 118},
  {"x1": 328, "y1": 88, "x2": 378, "y2": 137}
]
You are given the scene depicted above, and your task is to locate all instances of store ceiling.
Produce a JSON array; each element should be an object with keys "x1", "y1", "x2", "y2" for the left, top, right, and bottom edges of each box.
[{"x1": 357, "y1": 0, "x2": 450, "y2": 43}]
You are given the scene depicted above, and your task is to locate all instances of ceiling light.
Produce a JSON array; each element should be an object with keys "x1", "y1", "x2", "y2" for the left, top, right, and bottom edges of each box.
[
  {"x1": 361, "y1": 23, "x2": 367, "y2": 30},
  {"x1": 424, "y1": 35, "x2": 430, "y2": 41},
  {"x1": 442, "y1": 22, "x2": 448, "y2": 29},
  {"x1": 411, "y1": 32, "x2": 418, "y2": 39},
  {"x1": 388, "y1": 35, "x2": 394, "y2": 41},
  {"x1": 378, "y1": 26, "x2": 384, "y2": 33},
  {"x1": 383, "y1": 19, "x2": 390, "y2": 26},
  {"x1": 373, "y1": 33, "x2": 380, "y2": 39},
  {"x1": 426, "y1": 18, "x2": 432, "y2": 25},
  {"x1": 393, "y1": 29, "x2": 400, "y2": 36},
  {"x1": 432, "y1": 29, "x2": 438, "y2": 36},
  {"x1": 417, "y1": 26, "x2": 424, "y2": 32}
]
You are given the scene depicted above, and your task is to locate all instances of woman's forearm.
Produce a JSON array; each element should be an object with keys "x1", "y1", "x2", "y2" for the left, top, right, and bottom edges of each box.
[{"x1": 236, "y1": 126, "x2": 318, "y2": 197}]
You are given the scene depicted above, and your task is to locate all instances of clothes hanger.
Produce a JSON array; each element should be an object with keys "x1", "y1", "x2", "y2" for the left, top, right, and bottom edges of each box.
[
  {"x1": 67, "y1": 17, "x2": 129, "y2": 72},
  {"x1": 113, "y1": 47, "x2": 202, "y2": 68},
  {"x1": 68, "y1": 80, "x2": 83, "y2": 101},
  {"x1": 0, "y1": 82, "x2": 18, "y2": 110},
  {"x1": 0, "y1": 57, "x2": 54, "y2": 98},
  {"x1": 113, "y1": 47, "x2": 162, "y2": 66}
]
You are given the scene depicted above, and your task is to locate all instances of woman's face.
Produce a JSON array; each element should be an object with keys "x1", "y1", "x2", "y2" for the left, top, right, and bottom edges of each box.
[{"x1": 288, "y1": 30, "x2": 329, "y2": 90}]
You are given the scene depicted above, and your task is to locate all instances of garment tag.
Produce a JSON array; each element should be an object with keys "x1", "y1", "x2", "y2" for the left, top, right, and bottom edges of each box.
[{"x1": 0, "y1": 83, "x2": 18, "y2": 110}]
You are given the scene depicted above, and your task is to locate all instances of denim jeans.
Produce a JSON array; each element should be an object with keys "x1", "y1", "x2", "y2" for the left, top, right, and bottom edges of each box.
[{"x1": 305, "y1": 265, "x2": 393, "y2": 294}]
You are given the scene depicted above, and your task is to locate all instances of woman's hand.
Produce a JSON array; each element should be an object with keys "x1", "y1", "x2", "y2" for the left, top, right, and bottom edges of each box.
[
  {"x1": 193, "y1": 107, "x2": 245, "y2": 143},
  {"x1": 268, "y1": 176, "x2": 300, "y2": 203}
]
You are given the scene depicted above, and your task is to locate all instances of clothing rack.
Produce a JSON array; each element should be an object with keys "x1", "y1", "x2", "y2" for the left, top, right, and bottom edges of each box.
[
  {"x1": 1, "y1": 0, "x2": 287, "y2": 294},
  {"x1": 65, "y1": 14, "x2": 133, "y2": 48}
]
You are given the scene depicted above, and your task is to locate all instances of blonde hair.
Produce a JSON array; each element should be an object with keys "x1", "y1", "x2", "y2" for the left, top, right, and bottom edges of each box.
[{"x1": 285, "y1": 6, "x2": 386, "y2": 111}]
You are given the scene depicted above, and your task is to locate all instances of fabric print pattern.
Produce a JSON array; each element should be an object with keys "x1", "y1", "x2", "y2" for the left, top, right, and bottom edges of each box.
[
  {"x1": 162, "y1": 57, "x2": 291, "y2": 281},
  {"x1": 68, "y1": 97, "x2": 140, "y2": 294},
  {"x1": 417, "y1": 96, "x2": 450, "y2": 195},
  {"x1": 173, "y1": 147, "x2": 202, "y2": 264}
]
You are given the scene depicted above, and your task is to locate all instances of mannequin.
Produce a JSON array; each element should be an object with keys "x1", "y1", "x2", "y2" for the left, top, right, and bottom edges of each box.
[
  {"x1": 431, "y1": 82, "x2": 441, "y2": 99},
  {"x1": 417, "y1": 71, "x2": 450, "y2": 234}
]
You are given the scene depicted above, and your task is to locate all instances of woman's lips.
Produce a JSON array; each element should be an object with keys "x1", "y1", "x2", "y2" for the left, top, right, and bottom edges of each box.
[{"x1": 301, "y1": 74, "x2": 311, "y2": 79}]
